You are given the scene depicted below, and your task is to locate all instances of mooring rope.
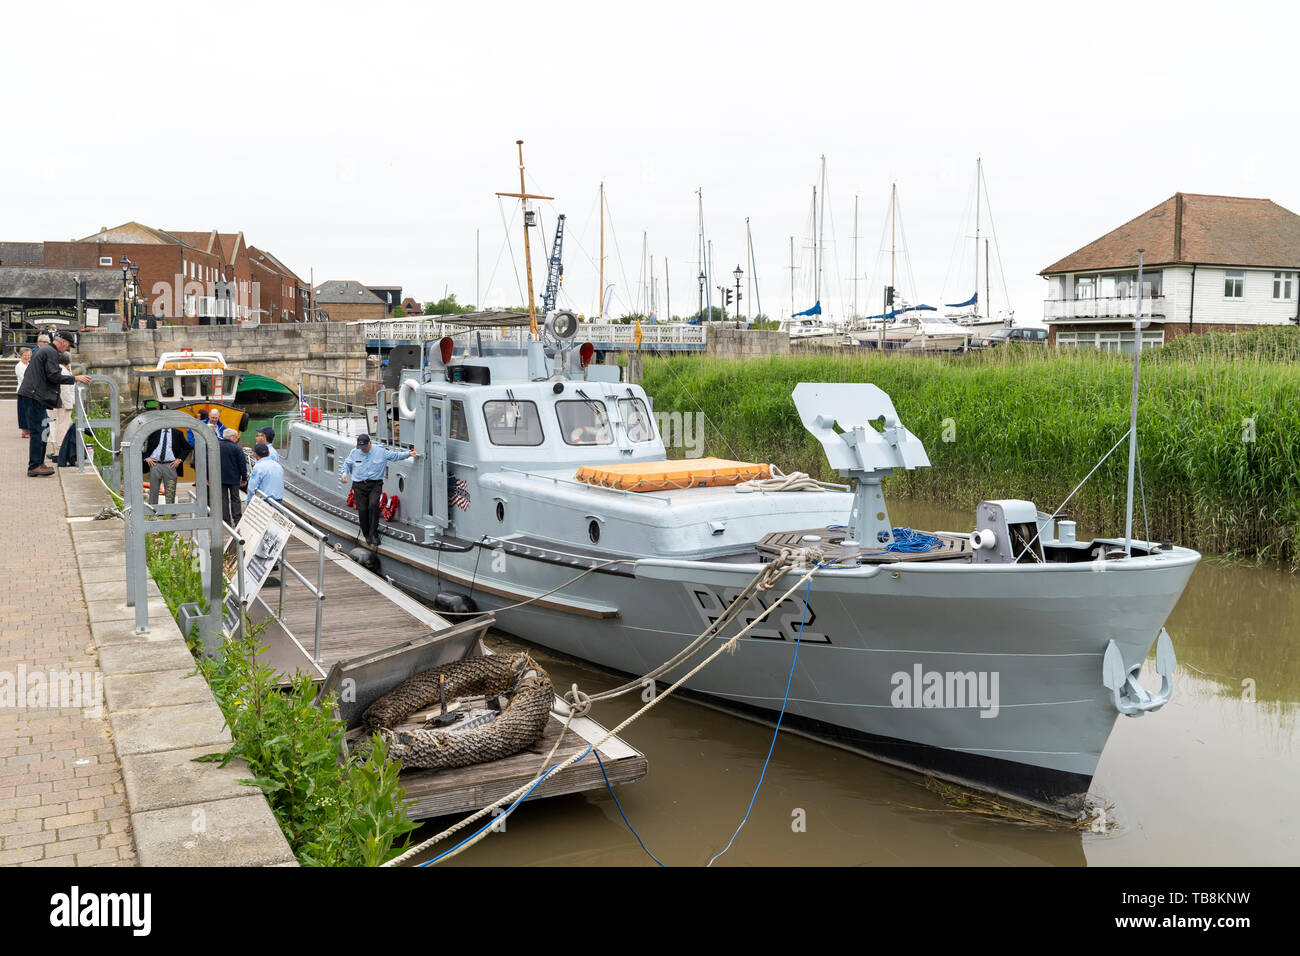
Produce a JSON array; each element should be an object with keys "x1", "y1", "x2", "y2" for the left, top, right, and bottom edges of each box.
[{"x1": 384, "y1": 551, "x2": 822, "y2": 867}]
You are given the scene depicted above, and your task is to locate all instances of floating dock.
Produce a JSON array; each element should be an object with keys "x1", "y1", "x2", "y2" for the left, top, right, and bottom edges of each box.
[{"x1": 249, "y1": 521, "x2": 647, "y2": 821}]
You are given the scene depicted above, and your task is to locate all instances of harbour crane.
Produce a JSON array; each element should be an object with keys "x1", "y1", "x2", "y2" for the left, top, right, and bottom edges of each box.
[{"x1": 542, "y1": 213, "x2": 566, "y2": 314}]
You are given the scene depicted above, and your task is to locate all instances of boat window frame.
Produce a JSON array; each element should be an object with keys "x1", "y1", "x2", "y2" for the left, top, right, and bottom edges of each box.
[
  {"x1": 448, "y1": 400, "x2": 471, "y2": 444},
  {"x1": 618, "y1": 397, "x2": 656, "y2": 443},
  {"x1": 556, "y1": 399, "x2": 614, "y2": 446},
  {"x1": 481, "y1": 399, "x2": 546, "y2": 447}
]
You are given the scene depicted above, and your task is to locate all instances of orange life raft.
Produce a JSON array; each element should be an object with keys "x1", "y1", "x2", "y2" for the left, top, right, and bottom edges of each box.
[{"x1": 574, "y1": 458, "x2": 771, "y2": 492}]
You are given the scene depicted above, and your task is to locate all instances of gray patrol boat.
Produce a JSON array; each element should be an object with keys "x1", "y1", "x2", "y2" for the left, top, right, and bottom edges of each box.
[{"x1": 281, "y1": 317, "x2": 1198, "y2": 815}]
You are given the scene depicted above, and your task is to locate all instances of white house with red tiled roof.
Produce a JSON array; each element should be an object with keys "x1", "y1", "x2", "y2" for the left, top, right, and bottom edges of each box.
[{"x1": 1041, "y1": 193, "x2": 1300, "y2": 351}]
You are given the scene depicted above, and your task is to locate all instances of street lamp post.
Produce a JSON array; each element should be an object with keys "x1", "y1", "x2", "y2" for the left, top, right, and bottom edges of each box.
[
  {"x1": 697, "y1": 270, "x2": 705, "y2": 321},
  {"x1": 733, "y1": 264, "x2": 744, "y2": 322},
  {"x1": 120, "y1": 256, "x2": 130, "y2": 328}
]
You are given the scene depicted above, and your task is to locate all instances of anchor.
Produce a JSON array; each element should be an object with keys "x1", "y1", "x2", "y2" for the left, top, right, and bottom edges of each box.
[{"x1": 1102, "y1": 628, "x2": 1177, "y2": 717}]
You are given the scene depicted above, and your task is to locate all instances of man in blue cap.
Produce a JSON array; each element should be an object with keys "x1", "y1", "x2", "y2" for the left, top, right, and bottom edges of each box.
[{"x1": 339, "y1": 433, "x2": 417, "y2": 547}]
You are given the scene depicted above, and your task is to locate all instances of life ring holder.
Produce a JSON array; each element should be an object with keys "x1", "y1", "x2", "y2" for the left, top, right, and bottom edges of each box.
[{"x1": 398, "y1": 378, "x2": 420, "y2": 420}]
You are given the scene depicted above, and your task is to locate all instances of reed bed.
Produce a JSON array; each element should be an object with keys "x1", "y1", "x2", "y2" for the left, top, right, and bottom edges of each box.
[{"x1": 642, "y1": 339, "x2": 1300, "y2": 568}]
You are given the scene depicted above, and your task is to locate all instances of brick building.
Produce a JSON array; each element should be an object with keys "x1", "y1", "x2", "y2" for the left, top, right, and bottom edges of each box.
[
  {"x1": 1042, "y1": 193, "x2": 1300, "y2": 350},
  {"x1": 2, "y1": 222, "x2": 308, "y2": 326},
  {"x1": 315, "y1": 280, "x2": 387, "y2": 322}
]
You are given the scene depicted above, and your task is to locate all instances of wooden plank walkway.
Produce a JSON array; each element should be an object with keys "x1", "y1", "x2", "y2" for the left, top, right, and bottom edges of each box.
[{"x1": 253, "y1": 532, "x2": 452, "y2": 681}]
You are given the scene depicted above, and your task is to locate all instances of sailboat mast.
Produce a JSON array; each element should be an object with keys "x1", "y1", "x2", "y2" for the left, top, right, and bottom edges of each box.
[
  {"x1": 665, "y1": 259, "x2": 670, "y2": 322},
  {"x1": 598, "y1": 182, "x2": 605, "y2": 320},
  {"x1": 818, "y1": 155, "x2": 826, "y2": 316},
  {"x1": 745, "y1": 218, "x2": 752, "y2": 321},
  {"x1": 852, "y1": 193, "x2": 859, "y2": 320},
  {"x1": 986, "y1": 238, "x2": 992, "y2": 326},
  {"x1": 975, "y1": 157, "x2": 982, "y2": 320},
  {"x1": 812, "y1": 184, "x2": 819, "y2": 307},
  {"x1": 789, "y1": 235, "x2": 795, "y2": 322}
]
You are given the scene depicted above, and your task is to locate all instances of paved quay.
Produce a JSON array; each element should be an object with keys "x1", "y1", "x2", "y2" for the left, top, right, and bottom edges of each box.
[{"x1": 0, "y1": 399, "x2": 295, "y2": 866}]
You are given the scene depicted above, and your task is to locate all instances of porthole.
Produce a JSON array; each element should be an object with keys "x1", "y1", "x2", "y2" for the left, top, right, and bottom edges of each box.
[
  {"x1": 588, "y1": 520, "x2": 600, "y2": 544},
  {"x1": 398, "y1": 475, "x2": 405, "y2": 494},
  {"x1": 496, "y1": 502, "x2": 505, "y2": 523}
]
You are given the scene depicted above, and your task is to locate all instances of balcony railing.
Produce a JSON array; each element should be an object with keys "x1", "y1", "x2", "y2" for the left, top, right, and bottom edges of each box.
[{"x1": 1044, "y1": 295, "x2": 1168, "y2": 321}]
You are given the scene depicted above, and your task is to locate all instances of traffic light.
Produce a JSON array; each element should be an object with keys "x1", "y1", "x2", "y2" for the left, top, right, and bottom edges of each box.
[
  {"x1": 724, "y1": 289, "x2": 734, "y2": 307},
  {"x1": 885, "y1": 286, "x2": 895, "y2": 307}
]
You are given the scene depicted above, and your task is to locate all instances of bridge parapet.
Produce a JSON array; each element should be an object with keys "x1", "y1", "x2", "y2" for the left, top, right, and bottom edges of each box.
[{"x1": 74, "y1": 323, "x2": 368, "y2": 395}]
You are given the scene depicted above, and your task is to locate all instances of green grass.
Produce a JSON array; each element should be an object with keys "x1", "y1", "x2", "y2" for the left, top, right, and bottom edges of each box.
[{"x1": 642, "y1": 340, "x2": 1300, "y2": 567}]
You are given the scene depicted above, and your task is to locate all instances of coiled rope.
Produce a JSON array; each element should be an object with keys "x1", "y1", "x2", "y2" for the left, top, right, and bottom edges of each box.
[{"x1": 735, "y1": 464, "x2": 824, "y2": 494}]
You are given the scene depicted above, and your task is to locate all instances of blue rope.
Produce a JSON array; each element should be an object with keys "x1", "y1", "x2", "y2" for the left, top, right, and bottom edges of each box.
[
  {"x1": 707, "y1": 566, "x2": 819, "y2": 867},
  {"x1": 825, "y1": 524, "x2": 942, "y2": 553},
  {"x1": 878, "y1": 526, "x2": 943, "y2": 553},
  {"x1": 594, "y1": 750, "x2": 665, "y2": 867},
  {"x1": 418, "y1": 743, "x2": 594, "y2": 866}
]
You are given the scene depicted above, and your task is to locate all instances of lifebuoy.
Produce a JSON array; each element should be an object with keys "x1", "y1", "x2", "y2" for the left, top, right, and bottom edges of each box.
[
  {"x1": 398, "y1": 378, "x2": 419, "y2": 420},
  {"x1": 382, "y1": 494, "x2": 399, "y2": 521}
]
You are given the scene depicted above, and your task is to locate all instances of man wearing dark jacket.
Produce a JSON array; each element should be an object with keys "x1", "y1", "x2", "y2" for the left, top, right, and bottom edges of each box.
[
  {"x1": 141, "y1": 427, "x2": 192, "y2": 506},
  {"x1": 17, "y1": 332, "x2": 90, "y2": 476},
  {"x1": 218, "y1": 429, "x2": 248, "y2": 526}
]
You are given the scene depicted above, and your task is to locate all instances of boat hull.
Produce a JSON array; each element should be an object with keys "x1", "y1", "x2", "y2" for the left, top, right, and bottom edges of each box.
[{"x1": 282, "y1": 489, "x2": 1197, "y2": 815}]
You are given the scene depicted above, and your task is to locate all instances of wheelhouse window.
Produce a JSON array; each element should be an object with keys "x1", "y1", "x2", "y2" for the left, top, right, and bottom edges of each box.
[
  {"x1": 556, "y1": 400, "x2": 613, "y2": 445},
  {"x1": 482, "y1": 400, "x2": 544, "y2": 446},
  {"x1": 1274, "y1": 272, "x2": 1294, "y2": 299},
  {"x1": 619, "y1": 398, "x2": 655, "y2": 443},
  {"x1": 1224, "y1": 270, "x2": 1244, "y2": 298},
  {"x1": 324, "y1": 446, "x2": 335, "y2": 473},
  {"x1": 449, "y1": 400, "x2": 470, "y2": 442}
]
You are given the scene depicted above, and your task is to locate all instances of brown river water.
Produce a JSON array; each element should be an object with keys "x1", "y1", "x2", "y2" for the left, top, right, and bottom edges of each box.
[{"x1": 405, "y1": 500, "x2": 1298, "y2": 866}]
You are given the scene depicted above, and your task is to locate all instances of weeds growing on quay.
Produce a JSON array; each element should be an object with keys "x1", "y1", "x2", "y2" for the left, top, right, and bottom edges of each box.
[
  {"x1": 642, "y1": 339, "x2": 1300, "y2": 568},
  {"x1": 147, "y1": 531, "x2": 417, "y2": 865}
]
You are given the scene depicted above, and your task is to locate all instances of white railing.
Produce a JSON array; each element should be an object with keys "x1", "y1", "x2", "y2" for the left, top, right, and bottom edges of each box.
[
  {"x1": 357, "y1": 319, "x2": 707, "y2": 346},
  {"x1": 1043, "y1": 295, "x2": 1169, "y2": 321}
]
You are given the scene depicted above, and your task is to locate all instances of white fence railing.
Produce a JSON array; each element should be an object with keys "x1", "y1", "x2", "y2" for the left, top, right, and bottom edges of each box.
[
  {"x1": 357, "y1": 319, "x2": 707, "y2": 346},
  {"x1": 1043, "y1": 295, "x2": 1170, "y2": 321}
]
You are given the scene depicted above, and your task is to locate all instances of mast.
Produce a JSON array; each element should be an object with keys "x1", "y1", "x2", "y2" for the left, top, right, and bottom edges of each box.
[
  {"x1": 745, "y1": 218, "x2": 752, "y2": 321},
  {"x1": 852, "y1": 193, "x2": 859, "y2": 320},
  {"x1": 665, "y1": 259, "x2": 670, "y2": 322},
  {"x1": 818, "y1": 155, "x2": 826, "y2": 320},
  {"x1": 494, "y1": 139, "x2": 552, "y2": 336},
  {"x1": 812, "y1": 184, "x2": 819, "y2": 309},
  {"x1": 788, "y1": 236, "x2": 795, "y2": 323},
  {"x1": 974, "y1": 157, "x2": 982, "y2": 320},
  {"x1": 475, "y1": 229, "x2": 479, "y2": 309},
  {"x1": 598, "y1": 182, "x2": 605, "y2": 320}
]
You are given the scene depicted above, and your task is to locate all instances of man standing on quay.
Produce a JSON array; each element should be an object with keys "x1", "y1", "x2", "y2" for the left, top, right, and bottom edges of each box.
[
  {"x1": 339, "y1": 432, "x2": 417, "y2": 548},
  {"x1": 17, "y1": 333, "x2": 90, "y2": 477}
]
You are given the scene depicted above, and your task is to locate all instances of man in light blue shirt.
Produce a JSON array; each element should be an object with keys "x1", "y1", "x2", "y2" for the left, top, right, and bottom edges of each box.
[
  {"x1": 247, "y1": 442, "x2": 284, "y2": 503},
  {"x1": 339, "y1": 433, "x2": 418, "y2": 547},
  {"x1": 257, "y1": 426, "x2": 279, "y2": 461}
]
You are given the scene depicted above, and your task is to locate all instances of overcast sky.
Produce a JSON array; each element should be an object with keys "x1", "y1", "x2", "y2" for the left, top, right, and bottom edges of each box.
[{"x1": 5, "y1": 0, "x2": 1297, "y2": 327}]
